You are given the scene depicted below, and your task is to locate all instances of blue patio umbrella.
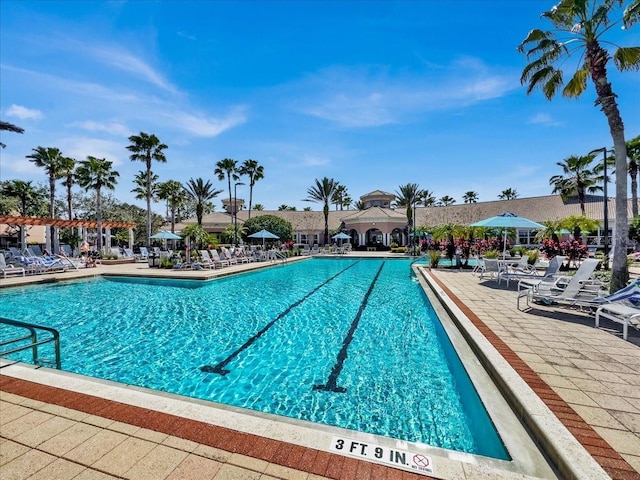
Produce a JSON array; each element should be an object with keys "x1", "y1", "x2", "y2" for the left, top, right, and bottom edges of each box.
[
  {"x1": 331, "y1": 232, "x2": 351, "y2": 240},
  {"x1": 149, "y1": 231, "x2": 182, "y2": 240},
  {"x1": 248, "y1": 229, "x2": 279, "y2": 247},
  {"x1": 471, "y1": 212, "x2": 544, "y2": 258}
]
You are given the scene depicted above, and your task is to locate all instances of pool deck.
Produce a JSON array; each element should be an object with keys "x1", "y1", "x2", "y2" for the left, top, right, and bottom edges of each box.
[{"x1": 1, "y1": 255, "x2": 639, "y2": 480}]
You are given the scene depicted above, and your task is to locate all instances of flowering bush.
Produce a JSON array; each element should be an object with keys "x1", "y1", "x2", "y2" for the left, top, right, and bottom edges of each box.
[
  {"x1": 539, "y1": 238, "x2": 588, "y2": 264},
  {"x1": 284, "y1": 241, "x2": 295, "y2": 250}
]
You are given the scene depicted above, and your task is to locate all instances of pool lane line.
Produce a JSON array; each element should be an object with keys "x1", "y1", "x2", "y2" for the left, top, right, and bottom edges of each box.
[
  {"x1": 200, "y1": 260, "x2": 362, "y2": 376},
  {"x1": 313, "y1": 261, "x2": 385, "y2": 393}
]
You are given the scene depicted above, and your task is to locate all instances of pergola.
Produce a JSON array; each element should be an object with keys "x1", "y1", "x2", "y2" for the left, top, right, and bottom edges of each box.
[{"x1": 0, "y1": 216, "x2": 137, "y2": 253}]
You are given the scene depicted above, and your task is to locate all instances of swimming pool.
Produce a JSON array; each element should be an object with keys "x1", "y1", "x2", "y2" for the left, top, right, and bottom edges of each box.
[{"x1": 0, "y1": 258, "x2": 508, "y2": 459}]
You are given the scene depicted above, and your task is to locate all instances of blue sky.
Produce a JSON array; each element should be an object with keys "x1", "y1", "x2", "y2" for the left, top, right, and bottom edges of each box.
[{"x1": 1, "y1": 0, "x2": 639, "y2": 213}]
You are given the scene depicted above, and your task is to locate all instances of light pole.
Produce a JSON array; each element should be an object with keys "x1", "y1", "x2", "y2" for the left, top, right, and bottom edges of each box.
[
  {"x1": 590, "y1": 147, "x2": 609, "y2": 269},
  {"x1": 412, "y1": 199, "x2": 417, "y2": 256},
  {"x1": 234, "y1": 182, "x2": 245, "y2": 247}
]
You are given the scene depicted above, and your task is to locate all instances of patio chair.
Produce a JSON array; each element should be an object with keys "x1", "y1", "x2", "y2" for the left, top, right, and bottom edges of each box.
[
  {"x1": 138, "y1": 246, "x2": 150, "y2": 260},
  {"x1": 220, "y1": 247, "x2": 238, "y2": 265},
  {"x1": 595, "y1": 303, "x2": 640, "y2": 340},
  {"x1": 0, "y1": 253, "x2": 25, "y2": 278},
  {"x1": 196, "y1": 250, "x2": 218, "y2": 269},
  {"x1": 516, "y1": 256, "x2": 566, "y2": 293},
  {"x1": 478, "y1": 258, "x2": 505, "y2": 281},
  {"x1": 517, "y1": 258, "x2": 603, "y2": 310},
  {"x1": 497, "y1": 256, "x2": 536, "y2": 287},
  {"x1": 208, "y1": 249, "x2": 231, "y2": 268},
  {"x1": 301, "y1": 244, "x2": 311, "y2": 256}
]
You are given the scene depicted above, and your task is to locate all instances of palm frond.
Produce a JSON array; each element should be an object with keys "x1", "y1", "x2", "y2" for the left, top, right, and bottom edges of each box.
[
  {"x1": 563, "y1": 67, "x2": 589, "y2": 97},
  {"x1": 517, "y1": 29, "x2": 550, "y2": 53},
  {"x1": 623, "y1": 0, "x2": 640, "y2": 28},
  {"x1": 542, "y1": 69, "x2": 564, "y2": 99},
  {"x1": 613, "y1": 46, "x2": 640, "y2": 71}
]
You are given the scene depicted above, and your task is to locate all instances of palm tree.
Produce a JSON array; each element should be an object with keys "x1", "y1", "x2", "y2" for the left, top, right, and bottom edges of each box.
[
  {"x1": 626, "y1": 134, "x2": 640, "y2": 216},
  {"x1": 157, "y1": 180, "x2": 185, "y2": 233},
  {"x1": 132, "y1": 171, "x2": 160, "y2": 205},
  {"x1": 253, "y1": 204, "x2": 264, "y2": 211},
  {"x1": 1, "y1": 180, "x2": 43, "y2": 246},
  {"x1": 26, "y1": 146, "x2": 65, "y2": 219},
  {"x1": 355, "y1": 200, "x2": 365, "y2": 210},
  {"x1": 463, "y1": 191, "x2": 479, "y2": 204},
  {"x1": 184, "y1": 178, "x2": 223, "y2": 225},
  {"x1": 126, "y1": 132, "x2": 168, "y2": 246},
  {"x1": 75, "y1": 156, "x2": 119, "y2": 250},
  {"x1": 419, "y1": 190, "x2": 437, "y2": 207},
  {"x1": 549, "y1": 154, "x2": 602, "y2": 215},
  {"x1": 305, "y1": 177, "x2": 338, "y2": 245},
  {"x1": 395, "y1": 183, "x2": 421, "y2": 237},
  {"x1": 332, "y1": 184, "x2": 349, "y2": 210},
  {"x1": 1, "y1": 180, "x2": 42, "y2": 216},
  {"x1": 58, "y1": 156, "x2": 76, "y2": 220},
  {"x1": 438, "y1": 196, "x2": 456, "y2": 206},
  {"x1": 518, "y1": 0, "x2": 640, "y2": 291},
  {"x1": 0, "y1": 120, "x2": 24, "y2": 148},
  {"x1": 214, "y1": 158, "x2": 239, "y2": 213},
  {"x1": 498, "y1": 188, "x2": 519, "y2": 200},
  {"x1": 238, "y1": 159, "x2": 264, "y2": 218}
]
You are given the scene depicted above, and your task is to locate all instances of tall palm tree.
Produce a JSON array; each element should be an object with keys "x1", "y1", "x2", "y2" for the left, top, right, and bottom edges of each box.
[
  {"x1": 238, "y1": 159, "x2": 264, "y2": 218},
  {"x1": 157, "y1": 180, "x2": 185, "y2": 233},
  {"x1": 395, "y1": 183, "x2": 421, "y2": 236},
  {"x1": 184, "y1": 178, "x2": 223, "y2": 225},
  {"x1": 518, "y1": 0, "x2": 640, "y2": 291},
  {"x1": 58, "y1": 156, "x2": 76, "y2": 220},
  {"x1": 626, "y1": 134, "x2": 640, "y2": 216},
  {"x1": 26, "y1": 146, "x2": 65, "y2": 219},
  {"x1": 498, "y1": 188, "x2": 519, "y2": 200},
  {"x1": 332, "y1": 184, "x2": 350, "y2": 210},
  {"x1": 462, "y1": 191, "x2": 479, "y2": 204},
  {"x1": 0, "y1": 120, "x2": 24, "y2": 148},
  {"x1": 305, "y1": 177, "x2": 338, "y2": 245},
  {"x1": 126, "y1": 132, "x2": 168, "y2": 246},
  {"x1": 75, "y1": 156, "x2": 119, "y2": 250},
  {"x1": 214, "y1": 158, "x2": 239, "y2": 213},
  {"x1": 549, "y1": 154, "x2": 602, "y2": 215}
]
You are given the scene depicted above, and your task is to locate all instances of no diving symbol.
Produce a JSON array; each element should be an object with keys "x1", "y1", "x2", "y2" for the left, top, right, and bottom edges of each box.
[{"x1": 413, "y1": 454, "x2": 430, "y2": 468}]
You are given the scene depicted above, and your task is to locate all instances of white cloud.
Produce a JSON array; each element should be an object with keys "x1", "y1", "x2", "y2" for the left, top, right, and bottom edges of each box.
[
  {"x1": 6, "y1": 104, "x2": 43, "y2": 120},
  {"x1": 293, "y1": 58, "x2": 517, "y2": 128},
  {"x1": 528, "y1": 113, "x2": 563, "y2": 126},
  {"x1": 70, "y1": 120, "x2": 132, "y2": 137},
  {"x1": 86, "y1": 45, "x2": 178, "y2": 94},
  {"x1": 166, "y1": 107, "x2": 247, "y2": 137},
  {"x1": 57, "y1": 137, "x2": 126, "y2": 167}
]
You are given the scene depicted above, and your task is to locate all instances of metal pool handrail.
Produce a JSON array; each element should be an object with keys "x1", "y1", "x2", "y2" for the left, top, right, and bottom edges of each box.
[{"x1": 0, "y1": 317, "x2": 61, "y2": 369}]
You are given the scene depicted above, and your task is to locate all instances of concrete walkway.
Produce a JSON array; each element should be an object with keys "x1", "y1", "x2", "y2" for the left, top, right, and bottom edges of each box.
[{"x1": 1, "y1": 258, "x2": 639, "y2": 479}]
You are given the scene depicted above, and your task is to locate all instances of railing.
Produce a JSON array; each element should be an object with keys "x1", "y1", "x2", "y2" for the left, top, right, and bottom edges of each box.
[
  {"x1": 410, "y1": 253, "x2": 430, "y2": 265},
  {"x1": 271, "y1": 251, "x2": 288, "y2": 264},
  {"x1": 0, "y1": 317, "x2": 61, "y2": 369}
]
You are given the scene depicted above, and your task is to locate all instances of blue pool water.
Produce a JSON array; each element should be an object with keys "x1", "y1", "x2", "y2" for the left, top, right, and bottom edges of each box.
[{"x1": 0, "y1": 258, "x2": 508, "y2": 459}]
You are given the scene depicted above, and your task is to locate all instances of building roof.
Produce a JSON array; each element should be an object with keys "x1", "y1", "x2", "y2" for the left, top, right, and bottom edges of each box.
[{"x1": 174, "y1": 194, "x2": 633, "y2": 234}]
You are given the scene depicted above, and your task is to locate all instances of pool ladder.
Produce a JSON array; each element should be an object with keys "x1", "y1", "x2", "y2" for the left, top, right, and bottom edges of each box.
[
  {"x1": 272, "y1": 251, "x2": 288, "y2": 264},
  {"x1": 0, "y1": 317, "x2": 61, "y2": 369}
]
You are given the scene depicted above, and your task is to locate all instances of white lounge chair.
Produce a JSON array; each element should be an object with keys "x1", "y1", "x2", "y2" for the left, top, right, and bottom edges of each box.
[
  {"x1": 517, "y1": 258, "x2": 603, "y2": 310},
  {"x1": 0, "y1": 253, "x2": 25, "y2": 278},
  {"x1": 517, "y1": 256, "x2": 566, "y2": 292},
  {"x1": 208, "y1": 249, "x2": 230, "y2": 268},
  {"x1": 595, "y1": 303, "x2": 640, "y2": 340},
  {"x1": 497, "y1": 255, "x2": 536, "y2": 286},
  {"x1": 478, "y1": 258, "x2": 505, "y2": 281},
  {"x1": 220, "y1": 247, "x2": 238, "y2": 265},
  {"x1": 196, "y1": 250, "x2": 218, "y2": 269}
]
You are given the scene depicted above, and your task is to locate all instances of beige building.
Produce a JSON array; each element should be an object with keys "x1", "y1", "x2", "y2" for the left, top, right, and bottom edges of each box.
[{"x1": 179, "y1": 191, "x2": 632, "y2": 249}]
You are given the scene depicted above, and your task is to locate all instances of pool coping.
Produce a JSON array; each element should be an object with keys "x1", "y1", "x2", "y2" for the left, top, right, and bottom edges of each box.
[{"x1": 422, "y1": 267, "x2": 638, "y2": 480}]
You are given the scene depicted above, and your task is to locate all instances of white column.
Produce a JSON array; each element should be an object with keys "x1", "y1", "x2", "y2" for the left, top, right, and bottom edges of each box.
[
  {"x1": 129, "y1": 228, "x2": 134, "y2": 249},
  {"x1": 45, "y1": 224, "x2": 52, "y2": 254},
  {"x1": 52, "y1": 226, "x2": 60, "y2": 255},
  {"x1": 105, "y1": 227, "x2": 112, "y2": 250}
]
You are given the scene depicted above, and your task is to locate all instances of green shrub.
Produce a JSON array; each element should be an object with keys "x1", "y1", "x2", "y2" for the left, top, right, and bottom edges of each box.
[
  {"x1": 483, "y1": 249, "x2": 500, "y2": 259},
  {"x1": 526, "y1": 249, "x2": 539, "y2": 265},
  {"x1": 429, "y1": 251, "x2": 441, "y2": 268}
]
